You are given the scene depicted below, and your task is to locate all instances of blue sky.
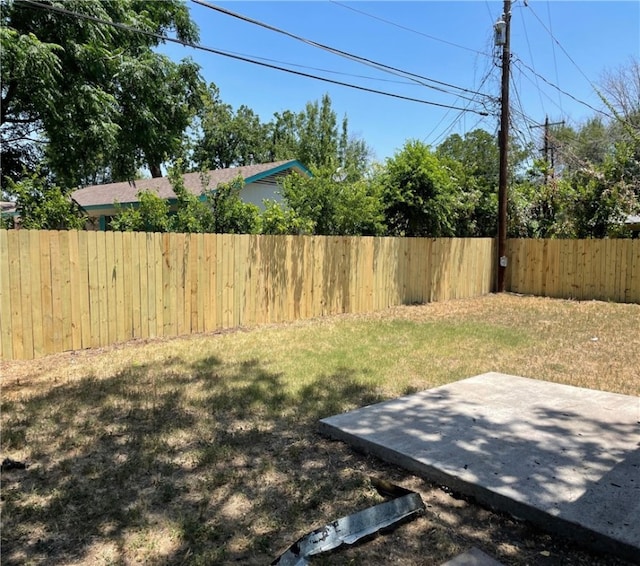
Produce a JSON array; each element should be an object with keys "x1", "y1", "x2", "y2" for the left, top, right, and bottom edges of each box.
[{"x1": 160, "y1": 1, "x2": 640, "y2": 163}]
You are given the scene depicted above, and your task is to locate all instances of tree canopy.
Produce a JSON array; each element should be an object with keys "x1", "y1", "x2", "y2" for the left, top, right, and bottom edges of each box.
[
  {"x1": 382, "y1": 140, "x2": 457, "y2": 237},
  {"x1": 192, "y1": 90, "x2": 370, "y2": 179},
  {"x1": 1, "y1": 0, "x2": 204, "y2": 187}
]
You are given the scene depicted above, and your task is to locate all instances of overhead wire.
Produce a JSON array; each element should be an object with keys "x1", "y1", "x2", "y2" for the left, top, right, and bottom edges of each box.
[
  {"x1": 512, "y1": 57, "x2": 611, "y2": 118},
  {"x1": 545, "y1": 1, "x2": 563, "y2": 113},
  {"x1": 484, "y1": 0, "x2": 496, "y2": 25},
  {"x1": 425, "y1": 32, "x2": 499, "y2": 147},
  {"x1": 19, "y1": 0, "x2": 491, "y2": 115},
  {"x1": 328, "y1": 0, "x2": 491, "y2": 57},
  {"x1": 525, "y1": 1, "x2": 601, "y2": 91},
  {"x1": 509, "y1": 67, "x2": 538, "y2": 151},
  {"x1": 214, "y1": 51, "x2": 423, "y2": 87},
  {"x1": 429, "y1": 69, "x2": 496, "y2": 147},
  {"x1": 426, "y1": 25, "x2": 499, "y2": 148},
  {"x1": 191, "y1": 0, "x2": 496, "y2": 102},
  {"x1": 517, "y1": 5, "x2": 546, "y2": 116},
  {"x1": 511, "y1": 60, "x2": 565, "y2": 115}
]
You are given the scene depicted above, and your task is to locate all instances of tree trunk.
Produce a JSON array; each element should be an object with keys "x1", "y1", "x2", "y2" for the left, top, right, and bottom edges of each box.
[{"x1": 149, "y1": 163, "x2": 163, "y2": 178}]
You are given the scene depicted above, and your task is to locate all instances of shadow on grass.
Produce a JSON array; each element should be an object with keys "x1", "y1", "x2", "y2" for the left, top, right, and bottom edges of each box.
[{"x1": 1, "y1": 354, "x2": 387, "y2": 565}]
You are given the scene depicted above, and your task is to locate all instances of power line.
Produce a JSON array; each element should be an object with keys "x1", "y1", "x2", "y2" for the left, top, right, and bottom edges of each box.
[
  {"x1": 512, "y1": 57, "x2": 611, "y2": 118},
  {"x1": 526, "y1": 1, "x2": 600, "y2": 91},
  {"x1": 517, "y1": 6, "x2": 546, "y2": 115},
  {"x1": 509, "y1": 68, "x2": 537, "y2": 149},
  {"x1": 329, "y1": 0, "x2": 491, "y2": 57},
  {"x1": 192, "y1": 0, "x2": 496, "y2": 102},
  {"x1": 510, "y1": 70, "x2": 535, "y2": 131},
  {"x1": 424, "y1": 20, "x2": 499, "y2": 144},
  {"x1": 426, "y1": 66, "x2": 497, "y2": 146},
  {"x1": 484, "y1": 0, "x2": 496, "y2": 25},
  {"x1": 512, "y1": 60, "x2": 565, "y2": 115},
  {"x1": 19, "y1": 0, "x2": 491, "y2": 116},
  {"x1": 212, "y1": 51, "x2": 422, "y2": 87},
  {"x1": 545, "y1": 1, "x2": 563, "y2": 113}
]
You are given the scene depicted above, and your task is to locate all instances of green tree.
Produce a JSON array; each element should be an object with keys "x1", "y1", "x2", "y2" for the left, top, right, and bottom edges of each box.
[
  {"x1": 269, "y1": 110, "x2": 299, "y2": 162},
  {"x1": 507, "y1": 162, "x2": 575, "y2": 238},
  {"x1": 568, "y1": 142, "x2": 639, "y2": 238},
  {"x1": 169, "y1": 167, "x2": 215, "y2": 233},
  {"x1": 1, "y1": 0, "x2": 204, "y2": 187},
  {"x1": 192, "y1": 84, "x2": 271, "y2": 170},
  {"x1": 533, "y1": 60, "x2": 640, "y2": 238},
  {"x1": 205, "y1": 175, "x2": 260, "y2": 234},
  {"x1": 110, "y1": 190, "x2": 170, "y2": 233},
  {"x1": 269, "y1": 94, "x2": 370, "y2": 177},
  {"x1": 550, "y1": 118, "x2": 611, "y2": 175},
  {"x1": 436, "y1": 129, "x2": 499, "y2": 236},
  {"x1": 381, "y1": 140, "x2": 458, "y2": 237},
  {"x1": 260, "y1": 200, "x2": 313, "y2": 235},
  {"x1": 278, "y1": 166, "x2": 385, "y2": 236},
  {"x1": 5, "y1": 173, "x2": 85, "y2": 230}
]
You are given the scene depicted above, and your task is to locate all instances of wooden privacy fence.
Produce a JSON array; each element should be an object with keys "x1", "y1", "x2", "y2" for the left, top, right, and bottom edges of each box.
[
  {"x1": 505, "y1": 239, "x2": 640, "y2": 303},
  {"x1": 0, "y1": 230, "x2": 495, "y2": 360}
]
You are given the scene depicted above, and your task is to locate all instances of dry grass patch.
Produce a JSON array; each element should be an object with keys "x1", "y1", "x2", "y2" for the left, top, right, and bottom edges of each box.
[{"x1": 1, "y1": 294, "x2": 638, "y2": 565}]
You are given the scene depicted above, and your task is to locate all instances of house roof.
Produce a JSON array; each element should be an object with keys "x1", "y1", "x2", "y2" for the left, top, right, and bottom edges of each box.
[
  {"x1": 0, "y1": 201, "x2": 16, "y2": 213},
  {"x1": 72, "y1": 160, "x2": 311, "y2": 209},
  {"x1": 624, "y1": 214, "x2": 640, "y2": 230}
]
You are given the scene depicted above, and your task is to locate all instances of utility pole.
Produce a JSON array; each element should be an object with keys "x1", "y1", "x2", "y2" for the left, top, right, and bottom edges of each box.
[
  {"x1": 532, "y1": 116, "x2": 565, "y2": 184},
  {"x1": 496, "y1": 0, "x2": 511, "y2": 293},
  {"x1": 543, "y1": 115, "x2": 550, "y2": 185}
]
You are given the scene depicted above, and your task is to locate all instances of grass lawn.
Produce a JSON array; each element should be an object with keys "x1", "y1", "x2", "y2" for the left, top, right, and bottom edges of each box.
[{"x1": 1, "y1": 294, "x2": 638, "y2": 565}]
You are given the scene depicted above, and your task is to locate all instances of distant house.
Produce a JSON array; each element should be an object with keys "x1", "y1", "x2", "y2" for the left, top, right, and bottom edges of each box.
[
  {"x1": 71, "y1": 160, "x2": 311, "y2": 230},
  {"x1": 624, "y1": 214, "x2": 640, "y2": 238},
  {"x1": 0, "y1": 201, "x2": 17, "y2": 227}
]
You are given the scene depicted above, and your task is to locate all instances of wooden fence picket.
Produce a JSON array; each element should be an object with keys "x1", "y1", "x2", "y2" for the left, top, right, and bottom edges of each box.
[{"x1": 2, "y1": 231, "x2": 638, "y2": 361}]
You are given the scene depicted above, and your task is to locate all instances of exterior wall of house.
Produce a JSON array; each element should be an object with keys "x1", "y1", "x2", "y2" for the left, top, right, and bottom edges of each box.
[{"x1": 240, "y1": 179, "x2": 283, "y2": 210}]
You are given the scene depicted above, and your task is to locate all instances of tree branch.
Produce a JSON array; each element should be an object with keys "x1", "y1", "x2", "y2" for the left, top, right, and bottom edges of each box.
[
  {"x1": 0, "y1": 82, "x2": 17, "y2": 125},
  {"x1": 1, "y1": 135, "x2": 47, "y2": 144},
  {"x1": 1, "y1": 116, "x2": 39, "y2": 125}
]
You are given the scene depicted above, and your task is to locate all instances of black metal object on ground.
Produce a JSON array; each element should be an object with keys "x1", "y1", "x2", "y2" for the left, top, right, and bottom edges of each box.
[
  {"x1": 272, "y1": 478, "x2": 425, "y2": 566},
  {"x1": 1, "y1": 458, "x2": 27, "y2": 471}
]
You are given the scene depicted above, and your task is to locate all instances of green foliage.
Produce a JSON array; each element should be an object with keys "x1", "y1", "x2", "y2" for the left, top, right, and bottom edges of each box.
[
  {"x1": 568, "y1": 142, "x2": 639, "y2": 238},
  {"x1": 192, "y1": 90, "x2": 370, "y2": 184},
  {"x1": 279, "y1": 167, "x2": 385, "y2": 236},
  {"x1": 192, "y1": 84, "x2": 271, "y2": 170},
  {"x1": 381, "y1": 140, "x2": 457, "y2": 237},
  {"x1": 297, "y1": 93, "x2": 338, "y2": 169},
  {"x1": 0, "y1": 213, "x2": 12, "y2": 229},
  {"x1": 205, "y1": 176, "x2": 261, "y2": 234},
  {"x1": 5, "y1": 174, "x2": 85, "y2": 230},
  {"x1": 436, "y1": 129, "x2": 499, "y2": 236},
  {"x1": 109, "y1": 165, "x2": 260, "y2": 234},
  {"x1": 269, "y1": 94, "x2": 371, "y2": 177},
  {"x1": 1, "y1": 0, "x2": 204, "y2": 186},
  {"x1": 169, "y1": 166, "x2": 214, "y2": 233},
  {"x1": 110, "y1": 191, "x2": 170, "y2": 233},
  {"x1": 260, "y1": 200, "x2": 313, "y2": 235},
  {"x1": 0, "y1": 26, "x2": 61, "y2": 188}
]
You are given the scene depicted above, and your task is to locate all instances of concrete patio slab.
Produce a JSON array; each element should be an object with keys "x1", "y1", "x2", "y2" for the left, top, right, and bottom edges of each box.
[{"x1": 319, "y1": 373, "x2": 640, "y2": 562}]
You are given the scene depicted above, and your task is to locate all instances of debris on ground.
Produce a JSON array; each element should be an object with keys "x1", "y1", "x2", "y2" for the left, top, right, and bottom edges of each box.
[
  {"x1": 272, "y1": 477, "x2": 425, "y2": 565},
  {"x1": 1, "y1": 457, "x2": 28, "y2": 471}
]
